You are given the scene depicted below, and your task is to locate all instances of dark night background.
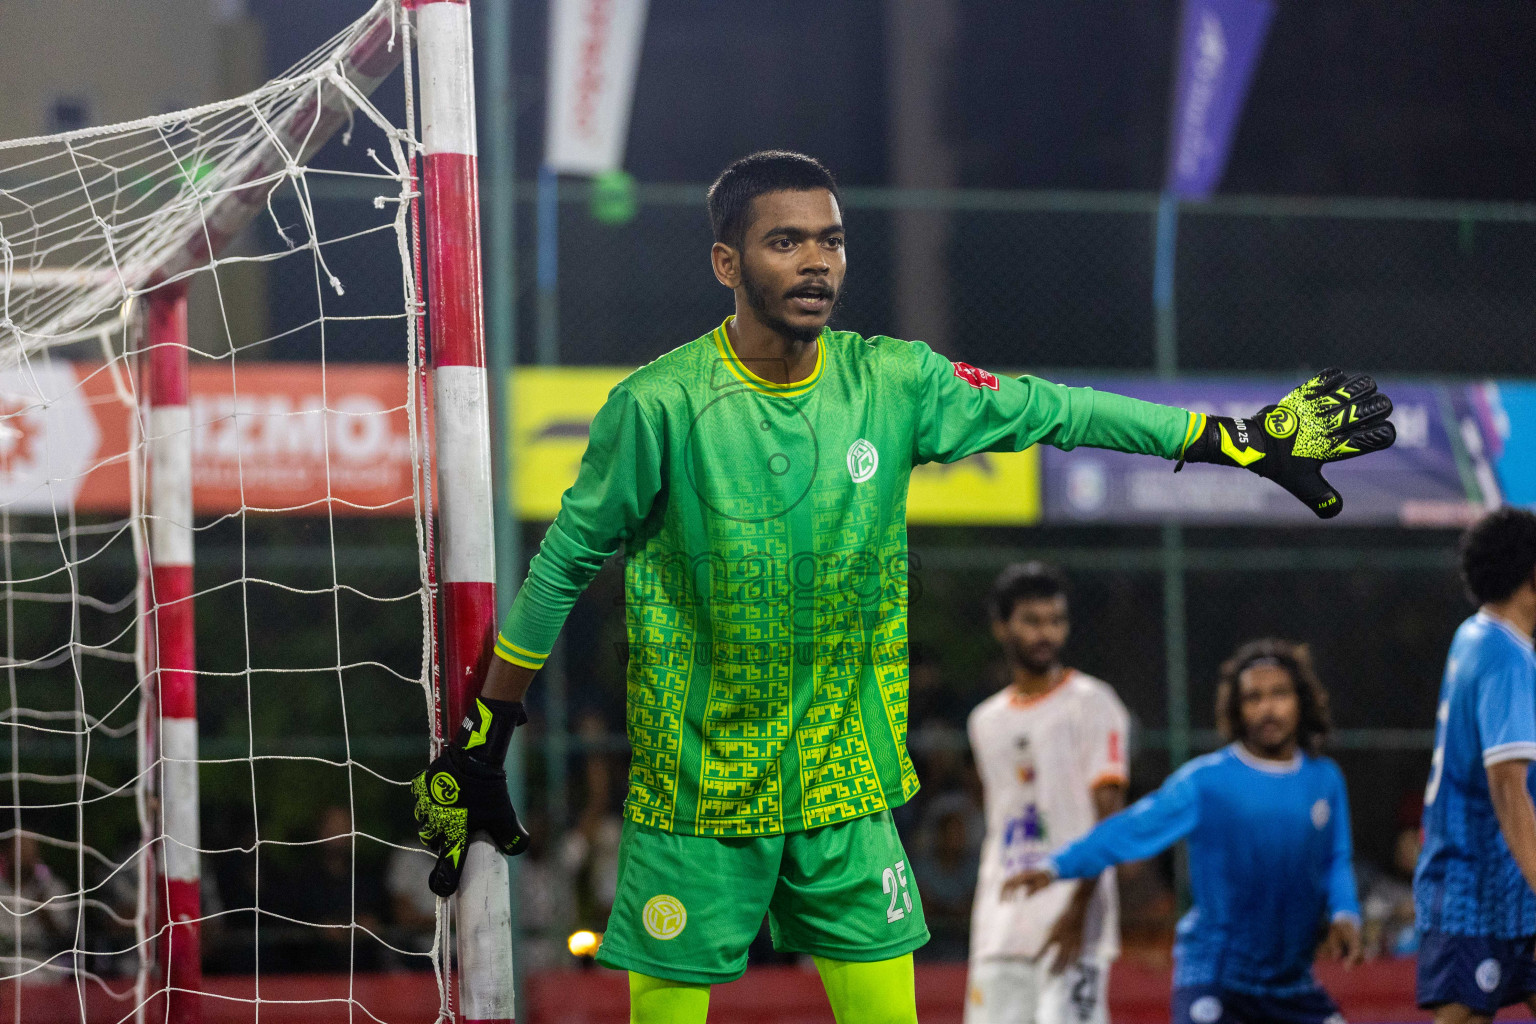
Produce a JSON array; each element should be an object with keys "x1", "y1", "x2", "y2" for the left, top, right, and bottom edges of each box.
[{"x1": 259, "y1": 0, "x2": 1536, "y2": 198}]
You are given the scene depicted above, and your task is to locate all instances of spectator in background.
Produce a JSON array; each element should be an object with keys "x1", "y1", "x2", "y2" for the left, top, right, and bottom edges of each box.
[
  {"x1": 280, "y1": 804, "x2": 386, "y2": 972},
  {"x1": 565, "y1": 712, "x2": 623, "y2": 946},
  {"x1": 384, "y1": 844, "x2": 437, "y2": 962},
  {"x1": 1359, "y1": 824, "x2": 1421, "y2": 958},
  {"x1": 516, "y1": 808, "x2": 577, "y2": 973},
  {"x1": 1113, "y1": 857, "x2": 1178, "y2": 969},
  {"x1": 911, "y1": 791, "x2": 982, "y2": 962},
  {"x1": 0, "y1": 834, "x2": 75, "y2": 983}
]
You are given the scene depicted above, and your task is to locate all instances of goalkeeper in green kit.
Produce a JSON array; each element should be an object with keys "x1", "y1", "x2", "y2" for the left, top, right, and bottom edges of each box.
[{"x1": 410, "y1": 152, "x2": 1395, "y2": 1023}]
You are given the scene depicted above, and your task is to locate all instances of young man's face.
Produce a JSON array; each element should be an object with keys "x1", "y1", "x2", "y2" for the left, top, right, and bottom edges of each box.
[
  {"x1": 1237, "y1": 663, "x2": 1301, "y2": 754},
  {"x1": 991, "y1": 595, "x2": 1069, "y2": 675},
  {"x1": 733, "y1": 188, "x2": 846, "y2": 343}
]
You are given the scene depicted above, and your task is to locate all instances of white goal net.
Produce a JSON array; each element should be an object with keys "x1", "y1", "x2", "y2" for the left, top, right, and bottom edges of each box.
[{"x1": 0, "y1": 3, "x2": 461, "y2": 1020}]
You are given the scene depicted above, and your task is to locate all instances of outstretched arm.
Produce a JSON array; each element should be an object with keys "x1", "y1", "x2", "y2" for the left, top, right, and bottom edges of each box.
[
  {"x1": 909, "y1": 341, "x2": 1194, "y2": 464},
  {"x1": 1177, "y1": 369, "x2": 1395, "y2": 518},
  {"x1": 1007, "y1": 768, "x2": 1199, "y2": 897},
  {"x1": 1043, "y1": 781, "x2": 1127, "y2": 973},
  {"x1": 907, "y1": 342, "x2": 1395, "y2": 519}
]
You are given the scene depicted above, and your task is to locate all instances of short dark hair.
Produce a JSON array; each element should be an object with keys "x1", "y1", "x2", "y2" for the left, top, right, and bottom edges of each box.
[
  {"x1": 988, "y1": 562, "x2": 1067, "y2": 622},
  {"x1": 706, "y1": 150, "x2": 839, "y2": 251},
  {"x1": 1459, "y1": 506, "x2": 1536, "y2": 605},
  {"x1": 1215, "y1": 638, "x2": 1333, "y2": 756}
]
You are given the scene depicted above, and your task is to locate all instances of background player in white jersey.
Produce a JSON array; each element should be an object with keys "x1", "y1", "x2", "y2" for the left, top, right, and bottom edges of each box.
[{"x1": 966, "y1": 562, "x2": 1130, "y2": 1024}]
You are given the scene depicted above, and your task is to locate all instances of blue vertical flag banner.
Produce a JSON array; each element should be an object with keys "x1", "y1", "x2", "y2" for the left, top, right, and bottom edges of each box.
[{"x1": 1166, "y1": 0, "x2": 1275, "y2": 198}]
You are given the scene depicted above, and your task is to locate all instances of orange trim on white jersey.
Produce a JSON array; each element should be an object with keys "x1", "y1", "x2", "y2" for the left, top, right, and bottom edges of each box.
[{"x1": 1006, "y1": 667, "x2": 1076, "y2": 709}]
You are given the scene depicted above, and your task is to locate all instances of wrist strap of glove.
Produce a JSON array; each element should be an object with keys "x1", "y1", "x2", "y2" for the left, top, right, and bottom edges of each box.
[
  {"x1": 452, "y1": 697, "x2": 526, "y2": 767},
  {"x1": 1176, "y1": 413, "x2": 1266, "y2": 472}
]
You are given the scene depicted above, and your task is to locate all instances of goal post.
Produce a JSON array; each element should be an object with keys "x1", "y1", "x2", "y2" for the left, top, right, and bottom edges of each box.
[
  {"x1": 0, "y1": 1, "x2": 516, "y2": 1020},
  {"x1": 411, "y1": 1, "x2": 519, "y2": 1021},
  {"x1": 144, "y1": 287, "x2": 202, "y2": 1024}
]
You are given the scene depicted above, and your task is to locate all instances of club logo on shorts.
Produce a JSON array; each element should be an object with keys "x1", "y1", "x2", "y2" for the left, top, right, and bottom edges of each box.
[
  {"x1": 1311, "y1": 798, "x2": 1331, "y2": 830},
  {"x1": 847, "y1": 439, "x2": 878, "y2": 483},
  {"x1": 1190, "y1": 995, "x2": 1223, "y2": 1024},
  {"x1": 1476, "y1": 957, "x2": 1501, "y2": 993},
  {"x1": 430, "y1": 772, "x2": 459, "y2": 805},
  {"x1": 1264, "y1": 406, "x2": 1298, "y2": 439},
  {"x1": 642, "y1": 894, "x2": 687, "y2": 940}
]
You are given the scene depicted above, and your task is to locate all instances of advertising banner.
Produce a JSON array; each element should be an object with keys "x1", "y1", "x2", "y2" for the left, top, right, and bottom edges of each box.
[
  {"x1": 544, "y1": 0, "x2": 650, "y2": 175},
  {"x1": 1040, "y1": 379, "x2": 1481, "y2": 526},
  {"x1": 8, "y1": 364, "x2": 1526, "y2": 526},
  {"x1": 1449, "y1": 381, "x2": 1536, "y2": 510},
  {"x1": 509, "y1": 367, "x2": 1041, "y2": 525},
  {"x1": 0, "y1": 362, "x2": 419, "y2": 515},
  {"x1": 1166, "y1": 0, "x2": 1275, "y2": 198}
]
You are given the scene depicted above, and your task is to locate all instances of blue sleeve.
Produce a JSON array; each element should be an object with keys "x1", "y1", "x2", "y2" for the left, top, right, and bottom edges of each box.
[
  {"x1": 1477, "y1": 649, "x2": 1536, "y2": 767},
  {"x1": 1326, "y1": 764, "x2": 1362, "y2": 921},
  {"x1": 1051, "y1": 765, "x2": 1201, "y2": 879}
]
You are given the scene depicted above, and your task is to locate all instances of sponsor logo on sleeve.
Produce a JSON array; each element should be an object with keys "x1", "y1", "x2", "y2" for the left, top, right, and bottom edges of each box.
[{"x1": 952, "y1": 362, "x2": 1000, "y2": 391}]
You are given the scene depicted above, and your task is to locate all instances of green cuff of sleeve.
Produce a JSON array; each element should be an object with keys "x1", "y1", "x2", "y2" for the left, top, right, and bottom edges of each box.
[
  {"x1": 494, "y1": 634, "x2": 547, "y2": 670},
  {"x1": 1179, "y1": 411, "x2": 1208, "y2": 460}
]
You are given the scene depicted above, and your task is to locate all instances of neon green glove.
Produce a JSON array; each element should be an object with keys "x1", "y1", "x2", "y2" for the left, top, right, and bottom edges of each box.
[
  {"x1": 1178, "y1": 368, "x2": 1395, "y2": 519},
  {"x1": 409, "y1": 697, "x2": 529, "y2": 897}
]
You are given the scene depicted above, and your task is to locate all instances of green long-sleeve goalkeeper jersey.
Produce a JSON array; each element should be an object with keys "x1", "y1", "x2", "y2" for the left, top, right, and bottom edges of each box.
[{"x1": 497, "y1": 318, "x2": 1196, "y2": 837}]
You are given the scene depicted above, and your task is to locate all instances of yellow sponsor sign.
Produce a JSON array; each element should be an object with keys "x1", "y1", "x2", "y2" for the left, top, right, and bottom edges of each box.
[
  {"x1": 508, "y1": 368, "x2": 1040, "y2": 525},
  {"x1": 509, "y1": 367, "x2": 629, "y2": 521},
  {"x1": 906, "y1": 446, "x2": 1040, "y2": 524}
]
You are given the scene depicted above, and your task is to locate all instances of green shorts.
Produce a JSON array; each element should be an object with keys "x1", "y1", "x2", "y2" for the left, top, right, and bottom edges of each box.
[{"x1": 595, "y1": 809, "x2": 930, "y2": 984}]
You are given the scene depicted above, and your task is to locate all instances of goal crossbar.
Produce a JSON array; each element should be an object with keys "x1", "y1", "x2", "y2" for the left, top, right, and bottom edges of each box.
[{"x1": 0, "y1": 0, "x2": 404, "y2": 369}]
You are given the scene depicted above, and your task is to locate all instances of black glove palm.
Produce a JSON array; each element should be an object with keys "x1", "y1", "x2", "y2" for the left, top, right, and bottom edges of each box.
[
  {"x1": 410, "y1": 697, "x2": 529, "y2": 897},
  {"x1": 1180, "y1": 368, "x2": 1396, "y2": 519}
]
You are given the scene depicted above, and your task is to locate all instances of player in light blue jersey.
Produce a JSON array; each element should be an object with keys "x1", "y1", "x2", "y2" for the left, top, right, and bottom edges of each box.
[
  {"x1": 1011, "y1": 638, "x2": 1362, "y2": 1024},
  {"x1": 1415, "y1": 507, "x2": 1536, "y2": 1024}
]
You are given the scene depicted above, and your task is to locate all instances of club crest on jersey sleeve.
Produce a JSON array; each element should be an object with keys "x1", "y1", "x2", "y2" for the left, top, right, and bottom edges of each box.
[{"x1": 952, "y1": 361, "x2": 1000, "y2": 390}]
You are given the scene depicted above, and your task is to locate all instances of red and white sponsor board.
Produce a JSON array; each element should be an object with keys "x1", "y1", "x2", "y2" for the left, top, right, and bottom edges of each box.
[{"x1": 0, "y1": 362, "x2": 419, "y2": 515}]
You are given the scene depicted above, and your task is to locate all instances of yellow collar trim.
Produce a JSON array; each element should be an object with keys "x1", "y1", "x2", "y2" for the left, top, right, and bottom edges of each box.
[{"x1": 711, "y1": 317, "x2": 824, "y2": 398}]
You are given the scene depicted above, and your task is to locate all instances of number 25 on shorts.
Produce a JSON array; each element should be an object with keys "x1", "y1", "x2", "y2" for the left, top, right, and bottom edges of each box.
[{"x1": 883, "y1": 860, "x2": 913, "y2": 924}]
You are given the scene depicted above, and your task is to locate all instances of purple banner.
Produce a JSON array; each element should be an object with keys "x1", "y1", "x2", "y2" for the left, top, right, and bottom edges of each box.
[
  {"x1": 1166, "y1": 0, "x2": 1275, "y2": 198},
  {"x1": 1041, "y1": 379, "x2": 1475, "y2": 526}
]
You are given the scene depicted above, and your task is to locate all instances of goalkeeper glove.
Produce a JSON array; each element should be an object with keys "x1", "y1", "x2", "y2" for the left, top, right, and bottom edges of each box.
[
  {"x1": 1178, "y1": 368, "x2": 1395, "y2": 519},
  {"x1": 410, "y1": 696, "x2": 529, "y2": 897}
]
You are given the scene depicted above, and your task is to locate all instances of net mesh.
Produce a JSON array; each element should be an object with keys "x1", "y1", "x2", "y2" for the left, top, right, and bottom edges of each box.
[{"x1": 0, "y1": 2, "x2": 447, "y2": 1020}]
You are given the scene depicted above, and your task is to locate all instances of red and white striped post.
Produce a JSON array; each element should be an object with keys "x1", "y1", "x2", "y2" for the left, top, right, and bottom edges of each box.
[
  {"x1": 414, "y1": 1, "x2": 517, "y2": 1021},
  {"x1": 145, "y1": 286, "x2": 202, "y2": 1024}
]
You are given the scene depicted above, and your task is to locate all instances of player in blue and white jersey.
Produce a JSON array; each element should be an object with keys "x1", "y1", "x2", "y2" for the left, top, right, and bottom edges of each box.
[
  {"x1": 1011, "y1": 638, "x2": 1362, "y2": 1024},
  {"x1": 1415, "y1": 507, "x2": 1536, "y2": 1024}
]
